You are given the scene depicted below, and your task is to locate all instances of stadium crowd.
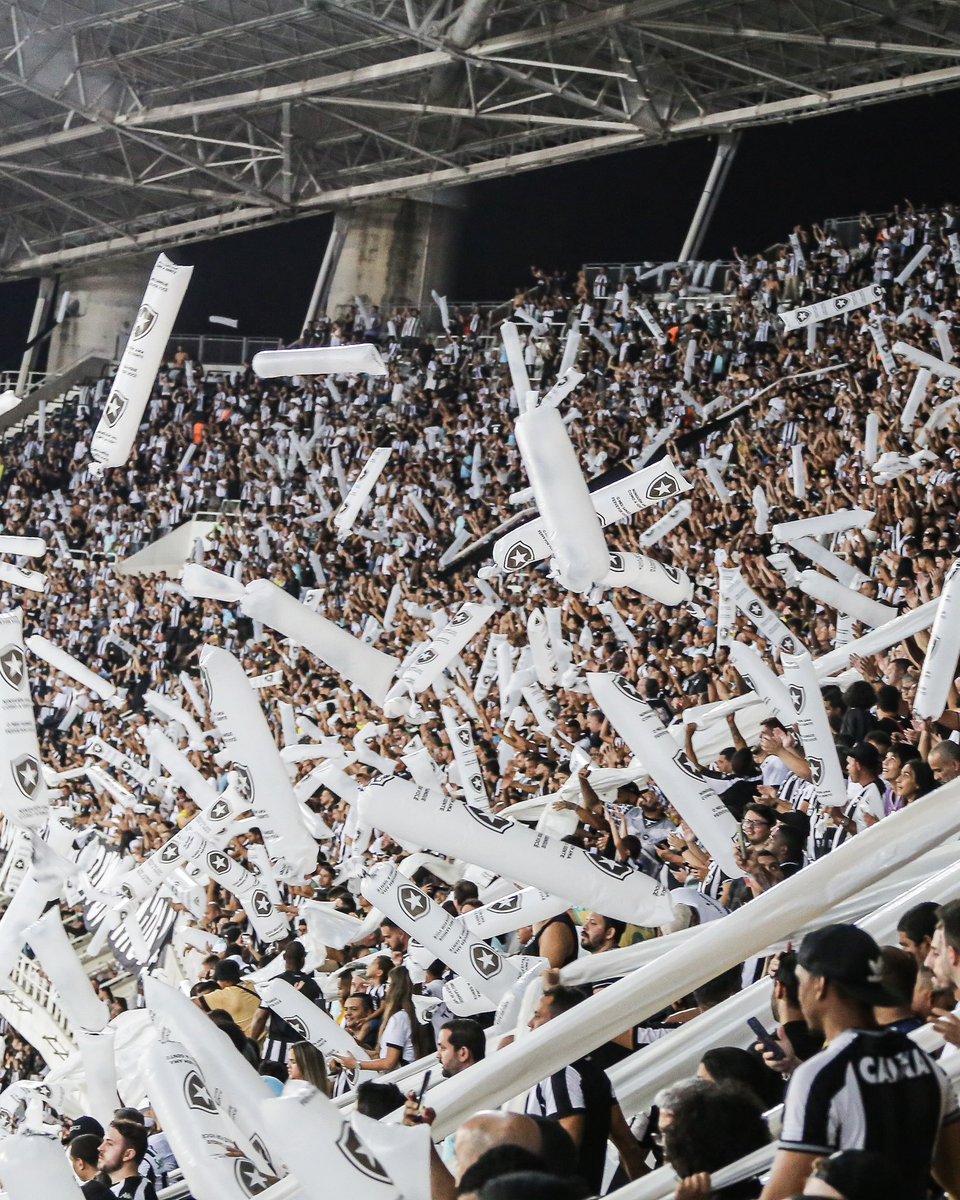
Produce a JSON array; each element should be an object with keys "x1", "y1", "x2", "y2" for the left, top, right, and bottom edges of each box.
[{"x1": 0, "y1": 198, "x2": 960, "y2": 1200}]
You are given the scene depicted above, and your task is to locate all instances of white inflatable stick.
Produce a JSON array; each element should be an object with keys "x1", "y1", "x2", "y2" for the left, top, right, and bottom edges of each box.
[
  {"x1": 0, "y1": 537, "x2": 45, "y2": 558},
  {"x1": 440, "y1": 704, "x2": 488, "y2": 808},
  {"x1": 0, "y1": 612, "x2": 48, "y2": 830},
  {"x1": 637, "y1": 499, "x2": 693, "y2": 549},
  {"x1": 90, "y1": 255, "x2": 193, "y2": 471},
  {"x1": 603, "y1": 550, "x2": 692, "y2": 605},
  {"x1": 256, "y1": 977, "x2": 370, "y2": 1060},
  {"x1": 334, "y1": 448, "x2": 392, "y2": 537},
  {"x1": 779, "y1": 283, "x2": 884, "y2": 331},
  {"x1": 589, "y1": 673, "x2": 742, "y2": 878},
  {"x1": 914, "y1": 559, "x2": 960, "y2": 721},
  {"x1": 798, "y1": 569, "x2": 896, "y2": 628},
  {"x1": 358, "y1": 777, "x2": 674, "y2": 927},
  {"x1": 0, "y1": 1129, "x2": 85, "y2": 1199},
  {"x1": 240, "y1": 579, "x2": 398, "y2": 707},
  {"x1": 252, "y1": 344, "x2": 387, "y2": 378},
  {"x1": 781, "y1": 649, "x2": 848, "y2": 810},
  {"x1": 791, "y1": 443, "x2": 806, "y2": 501},
  {"x1": 514, "y1": 404, "x2": 608, "y2": 592},
  {"x1": 893, "y1": 339, "x2": 960, "y2": 380},
  {"x1": 785, "y1": 536, "x2": 865, "y2": 588},
  {"x1": 23, "y1": 908, "x2": 108, "y2": 1032},
  {"x1": 771, "y1": 507, "x2": 874, "y2": 543},
  {"x1": 180, "y1": 565, "x2": 245, "y2": 602}
]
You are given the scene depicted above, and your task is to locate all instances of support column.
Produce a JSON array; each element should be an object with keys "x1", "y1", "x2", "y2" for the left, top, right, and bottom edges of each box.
[
  {"x1": 325, "y1": 189, "x2": 465, "y2": 329},
  {"x1": 678, "y1": 132, "x2": 741, "y2": 264},
  {"x1": 46, "y1": 252, "x2": 157, "y2": 375}
]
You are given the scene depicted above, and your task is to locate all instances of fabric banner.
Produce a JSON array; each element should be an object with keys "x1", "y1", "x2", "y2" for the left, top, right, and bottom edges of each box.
[
  {"x1": 79, "y1": 841, "x2": 175, "y2": 972},
  {"x1": 779, "y1": 283, "x2": 884, "y2": 331}
]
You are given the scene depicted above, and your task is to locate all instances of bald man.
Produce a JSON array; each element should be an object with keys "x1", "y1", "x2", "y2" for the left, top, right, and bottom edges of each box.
[{"x1": 421, "y1": 1110, "x2": 543, "y2": 1200}]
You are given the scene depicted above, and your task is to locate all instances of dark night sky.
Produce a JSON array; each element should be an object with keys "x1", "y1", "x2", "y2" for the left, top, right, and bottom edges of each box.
[{"x1": 2, "y1": 88, "x2": 960, "y2": 371}]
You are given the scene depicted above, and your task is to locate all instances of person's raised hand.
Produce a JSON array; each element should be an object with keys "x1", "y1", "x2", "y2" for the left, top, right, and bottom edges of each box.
[
  {"x1": 675, "y1": 1172, "x2": 712, "y2": 1199},
  {"x1": 930, "y1": 1007, "x2": 960, "y2": 1047}
]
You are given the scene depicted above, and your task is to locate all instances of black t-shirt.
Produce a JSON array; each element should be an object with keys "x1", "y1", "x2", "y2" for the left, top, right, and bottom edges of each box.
[
  {"x1": 110, "y1": 1177, "x2": 158, "y2": 1200},
  {"x1": 780, "y1": 1027, "x2": 959, "y2": 1199}
]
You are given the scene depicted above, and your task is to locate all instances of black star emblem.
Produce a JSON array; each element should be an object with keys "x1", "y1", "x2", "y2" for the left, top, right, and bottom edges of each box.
[
  {"x1": 208, "y1": 851, "x2": 230, "y2": 875},
  {"x1": 470, "y1": 943, "x2": 503, "y2": 979},
  {"x1": 160, "y1": 842, "x2": 181, "y2": 863},
  {"x1": 503, "y1": 541, "x2": 534, "y2": 572},
  {"x1": 788, "y1": 684, "x2": 805, "y2": 712},
  {"x1": 336, "y1": 1125, "x2": 393, "y2": 1184},
  {"x1": 465, "y1": 806, "x2": 512, "y2": 834},
  {"x1": 103, "y1": 390, "x2": 126, "y2": 427},
  {"x1": 234, "y1": 1158, "x2": 271, "y2": 1195},
  {"x1": 644, "y1": 472, "x2": 680, "y2": 502},
  {"x1": 808, "y1": 757, "x2": 824, "y2": 786},
  {"x1": 0, "y1": 645, "x2": 25, "y2": 690},
  {"x1": 11, "y1": 755, "x2": 40, "y2": 798},
  {"x1": 234, "y1": 765, "x2": 254, "y2": 803},
  {"x1": 398, "y1": 884, "x2": 428, "y2": 921},
  {"x1": 183, "y1": 1070, "x2": 217, "y2": 1114},
  {"x1": 490, "y1": 894, "x2": 520, "y2": 914},
  {"x1": 251, "y1": 889, "x2": 272, "y2": 916},
  {"x1": 131, "y1": 303, "x2": 158, "y2": 341}
]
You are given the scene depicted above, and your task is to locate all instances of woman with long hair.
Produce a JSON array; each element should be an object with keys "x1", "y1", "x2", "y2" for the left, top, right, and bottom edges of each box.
[
  {"x1": 893, "y1": 758, "x2": 936, "y2": 807},
  {"x1": 335, "y1": 967, "x2": 429, "y2": 1074},
  {"x1": 287, "y1": 1040, "x2": 329, "y2": 1094}
]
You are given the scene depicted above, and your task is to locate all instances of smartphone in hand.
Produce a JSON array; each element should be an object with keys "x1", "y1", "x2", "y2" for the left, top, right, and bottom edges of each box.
[{"x1": 747, "y1": 1016, "x2": 785, "y2": 1061}]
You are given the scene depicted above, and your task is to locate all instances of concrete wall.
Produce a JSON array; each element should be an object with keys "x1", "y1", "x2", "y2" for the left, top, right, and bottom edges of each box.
[
  {"x1": 326, "y1": 190, "x2": 465, "y2": 326},
  {"x1": 46, "y1": 253, "x2": 157, "y2": 375}
]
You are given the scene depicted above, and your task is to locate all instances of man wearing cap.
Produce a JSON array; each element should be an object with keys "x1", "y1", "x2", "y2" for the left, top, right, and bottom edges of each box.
[
  {"x1": 761, "y1": 923, "x2": 960, "y2": 1199},
  {"x1": 844, "y1": 743, "x2": 886, "y2": 831},
  {"x1": 194, "y1": 958, "x2": 261, "y2": 1038}
]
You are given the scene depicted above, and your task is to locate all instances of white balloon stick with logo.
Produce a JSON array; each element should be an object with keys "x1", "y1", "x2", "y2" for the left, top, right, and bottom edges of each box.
[
  {"x1": 719, "y1": 567, "x2": 798, "y2": 652},
  {"x1": 785, "y1": 537, "x2": 865, "y2": 589},
  {"x1": 902, "y1": 367, "x2": 930, "y2": 429},
  {"x1": 90, "y1": 254, "x2": 193, "y2": 471},
  {"x1": 239, "y1": 579, "x2": 398, "y2": 707},
  {"x1": 492, "y1": 459, "x2": 689, "y2": 573},
  {"x1": 441, "y1": 705, "x2": 488, "y2": 808},
  {"x1": 798, "y1": 569, "x2": 896, "y2": 628},
  {"x1": 500, "y1": 321, "x2": 533, "y2": 403},
  {"x1": 603, "y1": 550, "x2": 693, "y2": 605},
  {"x1": 73, "y1": 1026, "x2": 120, "y2": 1127},
  {"x1": 589, "y1": 674, "x2": 742, "y2": 879},
  {"x1": 180, "y1": 564, "x2": 245, "y2": 602},
  {"x1": 597, "y1": 600, "x2": 637, "y2": 648},
  {"x1": 253, "y1": 344, "x2": 387, "y2": 378},
  {"x1": 0, "y1": 1129, "x2": 86, "y2": 1199},
  {"x1": 895, "y1": 241, "x2": 932, "y2": 285},
  {"x1": 771, "y1": 508, "x2": 874, "y2": 543},
  {"x1": 257, "y1": 976, "x2": 371, "y2": 1060},
  {"x1": 358, "y1": 777, "x2": 675, "y2": 926},
  {"x1": 143, "y1": 1037, "x2": 277, "y2": 1200},
  {"x1": 780, "y1": 649, "x2": 848, "y2": 810},
  {"x1": 353, "y1": 724, "x2": 397, "y2": 777},
  {"x1": 779, "y1": 283, "x2": 884, "y2": 332},
  {"x1": 200, "y1": 846, "x2": 290, "y2": 942},
  {"x1": 143, "y1": 689, "x2": 207, "y2": 750},
  {"x1": 23, "y1": 908, "x2": 108, "y2": 1031},
  {"x1": 527, "y1": 610, "x2": 560, "y2": 687},
  {"x1": 0, "y1": 612, "x2": 48, "y2": 830},
  {"x1": 362, "y1": 863, "x2": 521, "y2": 1006},
  {"x1": 460, "y1": 888, "x2": 568, "y2": 939},
  {"x1": 262, "y1": 1081, "x2": 402, "y2": 1200},
  {"x1": 0, "y1": 536, "x2": 45, "y2": 558},
  {"x1": 893, "y1": 339, "x2": 960, "y2": 380},
  {"x1": 914, "y1": 559, "x2": 960, "y2": 720},
  {"x1": 139, "y1": 725, "x2": 219, "y2": 809},
  {"x1": 701, "y1": 458, "x2": 730, "y2": 503},
  {"x1": 26, "y1": 635, "x2": 116, "y2": 701},
  {"x1": 520, "y1": 682, "x2": 557, "y2": 737},
  {"x1": 727, "y1": 643, "x2": 796, "y2": 728},
  {"x1": 637, "y1": 499, "x2": 692, "y2": 549},
  {"x1": 0, "y1": 838, "x2": 76, "y2": 987},
  {"x1": 334, "y1": 448, "x2": 392, "y2": 537},
  {"x1": 638, "y1": 306, "x2": 668, "y2": 344},
  {"x1": 540, "y1": 368, "x2": 585, "y2": 410},
  {"x1": 791, "y1": 443, "x2": 806, "y2": 501},
  {"x1": 85, "y1": 737, "x2": 162, "y2": 796},
  {"x1": 200, "y1": 645, "x2": 317, "y2": 877},
  {"x1": 514, "y1": 404, "x2": 608, "y2": 592},
  {"x1": 398, "y1": 602, "x2": 495, "y2": 697},
  {"x1": 145, "y1": 975, "x2": 278, "y2": 1168},
  {"x1": 868, "y1": 315, "x2": 896, "y2": 375},
  {"x1": 0, "y1": 562, "x2": 47, "y2": 592}
]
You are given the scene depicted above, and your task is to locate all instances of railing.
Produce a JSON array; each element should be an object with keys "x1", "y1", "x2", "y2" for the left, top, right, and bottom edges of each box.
[{"x1": 163, "y1": 333, "x2": 283, "y2": 367}]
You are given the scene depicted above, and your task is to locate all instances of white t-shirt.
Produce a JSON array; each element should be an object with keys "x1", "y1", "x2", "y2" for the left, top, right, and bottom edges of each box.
[{"x1": 382, "y1": 1009, "x2": 416, "y2": 1064}]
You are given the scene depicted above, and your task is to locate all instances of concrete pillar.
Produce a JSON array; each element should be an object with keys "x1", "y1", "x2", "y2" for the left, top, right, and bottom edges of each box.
[
  {"x1": 46, "y1": 252, "x2": 156, "y2": 375},
  {"x1": 325, "y1": 189, "x2": 465, "y2": 329}
]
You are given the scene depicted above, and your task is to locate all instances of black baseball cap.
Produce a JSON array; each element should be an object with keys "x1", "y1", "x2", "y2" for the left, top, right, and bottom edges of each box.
[
  {"x1": 846, "y1": 742, "x2": 882, "y2": 773},
  {"x1": 797, "y1": 924, "x2": 896, "y2": 1005},
  {"x1": 66, "y1": 1115, "x2": 104, "y2": 1141}
]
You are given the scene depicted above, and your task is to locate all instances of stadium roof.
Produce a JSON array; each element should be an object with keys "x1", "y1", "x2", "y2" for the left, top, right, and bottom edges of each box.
[{"x1": 3, "y1": 0, "x2": 960, "y2": 277}]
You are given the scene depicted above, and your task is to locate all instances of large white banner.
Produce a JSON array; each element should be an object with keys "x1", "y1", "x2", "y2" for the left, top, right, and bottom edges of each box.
[{"x1": 779, "y1": 283, "x2": 884, "y2": 331}]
